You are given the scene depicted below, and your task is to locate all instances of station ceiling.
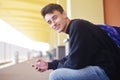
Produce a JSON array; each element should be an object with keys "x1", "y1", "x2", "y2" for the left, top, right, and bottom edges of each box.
[{"x1": 0, "y1": 0, "x2": 57, "y2": 43}]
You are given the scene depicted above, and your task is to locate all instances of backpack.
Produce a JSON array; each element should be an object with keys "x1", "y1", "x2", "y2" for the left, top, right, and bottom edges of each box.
[{"x1": 98, "y1": 25, "x2": 120, "y2": 48}]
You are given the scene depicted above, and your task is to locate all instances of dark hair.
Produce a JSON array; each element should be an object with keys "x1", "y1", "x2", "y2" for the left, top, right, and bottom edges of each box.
[{"x1": 41, "y1": 3, "x2": 64, "y2": 18}]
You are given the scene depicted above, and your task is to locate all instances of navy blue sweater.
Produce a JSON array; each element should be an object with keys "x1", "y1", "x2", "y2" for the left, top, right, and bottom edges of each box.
[{"x1": 48, "y1": 19, "x2": 120, "y2": 80}]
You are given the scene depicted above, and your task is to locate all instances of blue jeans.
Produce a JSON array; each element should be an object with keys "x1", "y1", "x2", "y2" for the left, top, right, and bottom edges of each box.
[{"x1": 49, "y1": 66, "x2": 110, "y2": 80}]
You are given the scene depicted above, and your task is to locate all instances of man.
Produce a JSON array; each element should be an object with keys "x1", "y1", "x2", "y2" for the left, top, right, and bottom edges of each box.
[{"x1": 32, "y1": 3, "x2": 120, "y2": 80}]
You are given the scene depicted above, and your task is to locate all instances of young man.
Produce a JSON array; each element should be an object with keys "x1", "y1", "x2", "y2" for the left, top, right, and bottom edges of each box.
[{"x1": 32, "y1": 3, "x2": 120, "y2": 80}]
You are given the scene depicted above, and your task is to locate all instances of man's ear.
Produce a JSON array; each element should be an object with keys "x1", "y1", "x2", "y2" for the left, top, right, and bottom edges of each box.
[{"x1": 62, "y1": 11, "x2": 67, "y2": 18}]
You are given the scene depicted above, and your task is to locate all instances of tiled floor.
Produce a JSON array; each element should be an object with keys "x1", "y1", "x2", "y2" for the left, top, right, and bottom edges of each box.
[{"x1": 0, "y1": 58, "x2": 52, "y2": 80}]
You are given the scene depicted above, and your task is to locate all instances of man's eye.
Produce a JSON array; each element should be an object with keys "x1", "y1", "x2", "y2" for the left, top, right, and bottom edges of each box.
[
  {"x1": 48, "y1": 21, "x2": 52, "y2": 24},
  {"x1": 52, "y1": 16, "x2": 57, "y2": 20}
]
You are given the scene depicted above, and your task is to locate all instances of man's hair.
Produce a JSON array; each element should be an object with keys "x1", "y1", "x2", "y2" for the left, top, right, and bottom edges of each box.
[{"x1": 41, "y1": 3, "x2": 64, "y2": 18}]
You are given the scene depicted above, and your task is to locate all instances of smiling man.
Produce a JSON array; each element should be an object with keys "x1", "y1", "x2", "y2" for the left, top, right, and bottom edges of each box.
[{"x1": 32, "y1": 3, "x2": 120, "y2": 80}]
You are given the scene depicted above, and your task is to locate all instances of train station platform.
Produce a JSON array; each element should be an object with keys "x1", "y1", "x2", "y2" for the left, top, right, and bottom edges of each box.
[{"x1": 0, "y1": 58, "x2": 52, "y2": 80}]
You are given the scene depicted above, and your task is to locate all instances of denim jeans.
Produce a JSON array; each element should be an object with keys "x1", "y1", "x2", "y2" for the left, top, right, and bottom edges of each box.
[{"x1": 49, "y1": 66, "x2": 110, "y2": 80}]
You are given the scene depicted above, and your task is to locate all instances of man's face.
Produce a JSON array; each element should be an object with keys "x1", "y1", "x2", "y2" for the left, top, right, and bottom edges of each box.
[{"x1": 44, "y1": 10, "x2": 67, "y2": 33}]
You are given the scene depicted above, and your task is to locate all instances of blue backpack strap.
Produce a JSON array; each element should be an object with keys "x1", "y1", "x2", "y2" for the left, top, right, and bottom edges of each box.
[
  {"x1": 113, "y1": 26, "x2": 120, "y2": 34},
  {"x1": 97, "y1": 25, "x2": 120, "y2": 48}
]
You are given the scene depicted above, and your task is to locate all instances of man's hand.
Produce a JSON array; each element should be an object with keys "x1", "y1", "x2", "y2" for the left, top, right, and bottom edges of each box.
[{"x1": 32, "y1": 58, "x2": 48, "y2": 72}]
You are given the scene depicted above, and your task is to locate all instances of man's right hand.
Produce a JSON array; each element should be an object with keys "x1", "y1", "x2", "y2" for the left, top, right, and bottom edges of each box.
[{"x1": 32, "y1": 58, "x2": 48, "y2": 72}]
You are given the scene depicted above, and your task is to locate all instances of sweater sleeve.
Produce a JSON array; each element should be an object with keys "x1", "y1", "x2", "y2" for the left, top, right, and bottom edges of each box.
[
  {"x1": 48, "y1": 56, "x2": 68, "y2": 70},
  {"x1": 48, "y1": 60, "x2": 59, "y2": 70}
]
